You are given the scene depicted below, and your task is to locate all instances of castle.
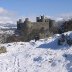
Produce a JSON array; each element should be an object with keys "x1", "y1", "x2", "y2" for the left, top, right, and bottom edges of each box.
[
  {"x1": 16, "y1": 15, "x2": 54, "y2": 41},
  {"x1": 5, "y1": 16, "x2": 72, "y2": 43}
]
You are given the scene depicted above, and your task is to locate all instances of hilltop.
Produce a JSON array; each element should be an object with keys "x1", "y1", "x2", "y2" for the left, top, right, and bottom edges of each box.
[{"x1": 0, "y1": 31, "x2": 72, "y2": 72}]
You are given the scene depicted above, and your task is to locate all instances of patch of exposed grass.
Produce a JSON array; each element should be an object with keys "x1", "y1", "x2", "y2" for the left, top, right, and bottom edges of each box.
[{"x1": 0, "y1": 46, "x2": 7, "y2": 54}]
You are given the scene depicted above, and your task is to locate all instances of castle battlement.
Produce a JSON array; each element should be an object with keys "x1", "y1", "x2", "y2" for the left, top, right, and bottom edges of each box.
[{"x1": 16, "y1": 15, "x2": 54, "y2": 41}]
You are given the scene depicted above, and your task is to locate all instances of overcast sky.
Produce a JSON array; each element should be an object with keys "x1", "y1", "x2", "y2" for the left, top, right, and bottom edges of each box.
[{"x1": 0, "y1": 0, "x2": 72, "y2": 23}]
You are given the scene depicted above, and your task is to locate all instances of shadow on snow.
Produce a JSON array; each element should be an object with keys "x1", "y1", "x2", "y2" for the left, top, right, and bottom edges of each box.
[
  {"x1": 37, "y1": 38, "x2": 69, "y2": 50},
  {"x1": 63, "y1": 54, "x2": 72, "y2": 72}
]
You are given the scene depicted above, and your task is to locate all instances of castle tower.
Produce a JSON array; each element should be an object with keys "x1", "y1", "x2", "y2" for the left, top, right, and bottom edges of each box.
[
  {"x1": 25, "y1": 18, "x2": 29, "y2": 22},
  {"x1": 24, "y1": 18, "x2": 32, "y2": 29},
  {"x1": 18, "y1": 19, "x2": 22, "y2": 23},
  {"x1": 36, "y1": 17, "x2": 40, "y2": 22},
  {"x1": 17, "y1": 19, "x2": 22, "y2": 30},
  {"x1": 41, "y1": 15, "x2": 45, "y2": 22}
]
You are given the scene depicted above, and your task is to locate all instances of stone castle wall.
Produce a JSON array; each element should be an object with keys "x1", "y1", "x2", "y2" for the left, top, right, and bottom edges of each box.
[
  {"x1": 31, "y1": 22, "x2": 49, "y2": 30},
  {"x1": 16, "y1": 15, "x2": 54, "y2": 41}
]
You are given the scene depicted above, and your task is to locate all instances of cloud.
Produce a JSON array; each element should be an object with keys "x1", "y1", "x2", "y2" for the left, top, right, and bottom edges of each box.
[
  {"x1": 59, "y1": 13, "x2": 72, "y2": 17},
  {"x1": 55, "y1": 13, "x2": 72, "y2": 19},
  {"x1": 0, "y1": 16, "x2": 14, "y2": 24},
  {"x1": 0, "y1": 7, "x2": 8, "y2": 14},
  {"x1": 0, "y1": 7, "x2": 17, "y2": 24},
  {"x1": 53, "y1": 13, "x2": 72, "y2": 21}
]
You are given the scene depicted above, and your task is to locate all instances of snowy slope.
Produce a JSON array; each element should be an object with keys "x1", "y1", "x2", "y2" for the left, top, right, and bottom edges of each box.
[
  {"x1": 0, "y1": 31, "x2": 72, "y2": 72},
  {"x1": 0, "y1": 23, "x2": 16, "y2": 38},
  {"x1": 0, "y1": 23, "x2": 16, "y2": 29}
]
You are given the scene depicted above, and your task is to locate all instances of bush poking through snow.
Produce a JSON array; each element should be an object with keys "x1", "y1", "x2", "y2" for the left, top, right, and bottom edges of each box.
[
  {"x1": 0, "y1": 46, "x2": 7, "y2": 54},
  {"x1": 63, "y1": 54, "x2": 67, "y2": 58},
  {"x1": 33, "y1": 56, "x2": 43, "y2": 62}
]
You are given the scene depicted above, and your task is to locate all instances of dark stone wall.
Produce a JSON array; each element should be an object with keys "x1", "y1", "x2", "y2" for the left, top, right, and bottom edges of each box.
[
  {"x1": 58, "y1": 19, "x2": 72, "y2": 34},
  {"x1": 16, "y1": 17, "x2": 54, "y2": 41}
]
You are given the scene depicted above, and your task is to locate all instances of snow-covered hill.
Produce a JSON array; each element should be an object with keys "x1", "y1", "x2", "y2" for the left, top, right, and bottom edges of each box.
[
  {"x1": 0, "y1": 31, "x2": 72, "y2": 72},
  {"x1": 0, "y1": 23, "x2": 16, "y2": 43},
  {"x1": 0, "y1": 23, "x2": 16, "y2": 30}
]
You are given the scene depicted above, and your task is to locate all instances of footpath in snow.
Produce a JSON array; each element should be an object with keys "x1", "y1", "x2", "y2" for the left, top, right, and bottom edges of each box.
[{"x1": 0, "y1": 31, "x2": 72, "y2": 72}]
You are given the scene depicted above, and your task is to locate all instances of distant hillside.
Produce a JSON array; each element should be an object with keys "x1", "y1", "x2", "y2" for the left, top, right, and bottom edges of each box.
[{"x1": 0, "y1": 23, "x2": 17, "y2": 30}]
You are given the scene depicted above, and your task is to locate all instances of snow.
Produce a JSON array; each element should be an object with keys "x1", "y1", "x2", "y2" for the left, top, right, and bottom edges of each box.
[
  {"x1": 0, "y1": 31, "x2": 72, "y2": 72},
  {"x1": 55, "y1": 17, "x2": 64, "y2": 22},
  {"x1": 0, "y1": 23, "x2": 16, "y2": 29},
  {"x1": 0, "y1": 30, "x2": 14, "y2": 35}
]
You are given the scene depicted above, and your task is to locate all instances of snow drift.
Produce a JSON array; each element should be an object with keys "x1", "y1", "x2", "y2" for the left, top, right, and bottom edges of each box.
[{"x1": 0, "y1": 31, "x2": 72, "y2": 72}]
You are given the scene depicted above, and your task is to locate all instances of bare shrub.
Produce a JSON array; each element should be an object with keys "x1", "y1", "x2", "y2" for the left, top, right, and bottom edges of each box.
[{"x1": 0, "y1": 46, "x2": 7, "y2": 54}]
